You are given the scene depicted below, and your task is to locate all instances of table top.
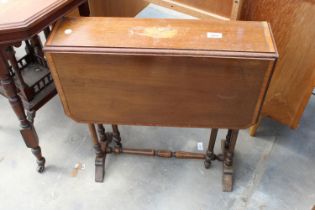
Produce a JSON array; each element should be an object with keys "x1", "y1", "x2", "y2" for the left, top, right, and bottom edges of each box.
[
  {"x1": 0, "y1": 0, "x2": 86, "y2": 44},
  {"x1": 45, "y1": 17, "x2": 278, "y2": 58}
]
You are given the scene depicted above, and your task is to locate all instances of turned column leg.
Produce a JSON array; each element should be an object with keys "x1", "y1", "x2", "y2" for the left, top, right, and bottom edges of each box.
[
  {"x1": 0, "y1": 47, "x2": 45, "y2": 172},
  {"x1": 112, "y1": 124, "x2": 122, "y2": 148},
  {"x1": 30, "y1": 34, "x2": 46, "y2": 67},
  {"x1": 88, "y1": 123, "x2": 106, "y2": 182},
  {"x1": 222, "y1": 129, "x2": 239, "y2": 192},
  {"x1": 96, "y1": 124, "x2": 106, "y2": 140},
  {"x1": 204, "y1": 128, "x2": 218, "y2": 169}
]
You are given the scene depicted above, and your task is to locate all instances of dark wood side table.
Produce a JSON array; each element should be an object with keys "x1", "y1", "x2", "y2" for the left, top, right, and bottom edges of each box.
[
  {"x1": 45, "y1": 17, "x2": 278, "y2": 191},
  {"x1": 0, "y1": 0, "x2": 89, "y2": 172}
]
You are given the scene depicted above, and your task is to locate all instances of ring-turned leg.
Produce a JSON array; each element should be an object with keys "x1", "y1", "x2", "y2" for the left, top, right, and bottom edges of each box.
[
  {"x1": 0, "y1": 47, "x2": 45, "y2": 173},
  {"x1": 204, "y1": 128, "x2": 218, "y2": 169},
  {"x1": 112, "y1": 124, "x2": 122, "y2": 148},
  {"x1": 222, "y1": 129, "x2": 239, "y2": 192},
  {"x1": 88, "y1": 123, "x2": 106, "y2": 182}
]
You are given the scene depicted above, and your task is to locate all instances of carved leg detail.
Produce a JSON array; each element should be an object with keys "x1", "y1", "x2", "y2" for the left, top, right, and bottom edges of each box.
[
  {"x1": 0, "y1": 48, "x2": 45, "y2": 172},
  {"x1": 30, "y1": 35, "x2": 46, "y2": 67},
  {"x1": 96, "y1": 124, "x2": 107, "y2": 142},
  {"x1": 88, "y1": 124, "x2": 106, "y2": 182},
  {"x1": 222, "y1": 129, "x2": 239, "y2": 192},
  {"x1": 204, "y1": 128, "x2": 218, "y2": 169},
  {"x1": 112, "y1": 124, "x2": 122, "y2": 148}
]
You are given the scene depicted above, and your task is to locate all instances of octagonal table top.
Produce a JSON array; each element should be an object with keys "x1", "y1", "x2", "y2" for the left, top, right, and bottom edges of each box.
[{"x1": 0, "y1": 0, "x2": 86, "y2": 44}]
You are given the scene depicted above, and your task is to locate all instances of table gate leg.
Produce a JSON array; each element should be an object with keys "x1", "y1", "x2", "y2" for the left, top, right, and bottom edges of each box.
[
  {"x1": 0, "y1": 47, "x2": 45, "y2": 173},
  {"x1": 112, "y1": 124, "x2": 122, "y2": 148},
  {"x1": 88, "y1": 123, "x2": 106, "y2": 182},
  {"x1": 204, "y1": 128, "x2": 218, "y2": 169},
  {"x1": 222, "y1": 129, "x2": 239, "y2": 192}
]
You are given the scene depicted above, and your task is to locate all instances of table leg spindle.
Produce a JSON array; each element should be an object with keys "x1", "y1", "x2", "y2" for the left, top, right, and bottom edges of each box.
[
  {"x1": 0, "y1": 48, "x2": 45, "y2": 172},
  {"x1": 112, "y1": 124, "x2": 122, "y2": 148},
  {"x1": 88, "y1": 123, "x2": 106, "y2": 182},
  {"x1": 222, "y1": 129, "x2": 239, "y2": 192},
  {"x1": 204, "y1": 128, "x2": 218, "y2": 169}
]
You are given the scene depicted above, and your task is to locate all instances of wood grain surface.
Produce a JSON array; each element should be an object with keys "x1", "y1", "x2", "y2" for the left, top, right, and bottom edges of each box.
[
  {"x1": 45, "y1": 17, "x2": 277, "y2": 129},
  {"x1": 0, "y1": 0, "x2": 87, "y2": 44},
  {"x1": 242, "y1": 0, "x2": 315, "y2": 128},
  {"x1": 88, "y1": 0, "x2": 149, "y2": 17},
  {"x1": 46, "y1": 17, "x2": 276, "y2": 54}
]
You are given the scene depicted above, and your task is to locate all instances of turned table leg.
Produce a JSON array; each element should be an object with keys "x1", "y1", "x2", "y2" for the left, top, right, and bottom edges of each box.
[
  {"x1": 0, "y1": 47, "x2": 45, "y2": 172},
  {"x1": 204, "y1": 128, "x2": 218, "y2": 169},
  {"x1": 222, "y1": 129, "x2": 239, "y2": 192},
  {"x1": 112, "y1": 124, "x2": 122, "y2": 148},
  {"x1": 88, "y1": 123, "x2": 106, "y2": 182}
]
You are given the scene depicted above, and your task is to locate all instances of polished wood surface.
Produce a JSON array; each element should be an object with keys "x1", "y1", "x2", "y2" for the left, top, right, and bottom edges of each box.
[
  {"x1": 0, "y1": 0, "x2": 87, "y2": 44},
  {"x1": 47, "y1": 53, "x2": 275, "y2": 128},
  {"x1": 45, "y1": 17, "x2": 277, "y2": 191},
  {"x1": 88, "y1": 0, "x2": 149, "y2": 17},
  {"x1": 242, "y1": 0, "x2": 315, "y2": 128},
  {"x1": 45, "y1": 17, "x2": 277, "y2": 129},
  {"x1": 46, "y1": 17, "x2": 275, "y2": 53}
]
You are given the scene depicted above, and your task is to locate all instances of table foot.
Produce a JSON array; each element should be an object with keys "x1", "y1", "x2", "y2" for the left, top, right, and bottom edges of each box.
[
  {"x1": 95, "y1": 156, "x2": 105, "y2": 182},
  {"x1": 221, "y1": 130, "x2": 239, "y2": 192},
  {"x1": 223, "y1": 165, "x2": 233, "y2": 192},
  {"x1": 31, "y1": 147, "x2": 45, "y2": 173}
]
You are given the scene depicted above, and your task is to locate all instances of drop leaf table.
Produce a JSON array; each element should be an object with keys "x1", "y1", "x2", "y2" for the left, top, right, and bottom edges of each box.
[{"x1": 45, "y1": 17, "x2": 278, "y2": 191}]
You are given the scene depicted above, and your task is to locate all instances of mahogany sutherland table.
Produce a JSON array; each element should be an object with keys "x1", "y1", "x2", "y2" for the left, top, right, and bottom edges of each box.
[{"x1": 45, "y1": 17, "x2": 278, "y2": 191}]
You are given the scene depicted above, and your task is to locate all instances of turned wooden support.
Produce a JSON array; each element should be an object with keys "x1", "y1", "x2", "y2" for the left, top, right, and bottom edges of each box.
[
  {"x1": 88, "y1": 123, "x2": 106, "y2": 182},
  {"x1": 30, "y1": 34, "x2": 46, "y2": 66},
  {"x1": 24, "y1": 40, "x2": 35, "y2": 62},
  {"x1": 204, "y1": 128, "x2": 218, "y2": 169},
  {"x1": 110, "y1": 147, "x2": 206, "y2": 159},
  {"x1": 0, "y1": 47, "x2": 45, "y2": 172},
  {"x1": 96, "y1": 124, "x2": 107, "y2": 142},
  {"x1": 222, "y1": 129, "x2": 239, "y2": 192},
  {"x1": 112, "y1": 124, "x2": 122, "y2": 148},
  {"x1": 5, "y1": 46, "x2": 28, "y2": 96},
  {"x1": 224, "y1": 129, "x2": 238, "y2": 167}
]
